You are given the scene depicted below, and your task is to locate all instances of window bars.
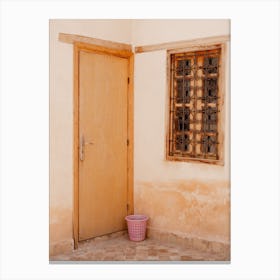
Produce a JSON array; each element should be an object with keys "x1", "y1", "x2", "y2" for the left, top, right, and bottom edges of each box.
[{"x1": 168, "y1": 48, "x2": 221, "y2": 161}]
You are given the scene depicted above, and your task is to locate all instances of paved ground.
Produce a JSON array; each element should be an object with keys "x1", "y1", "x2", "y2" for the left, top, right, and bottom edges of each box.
[{"x1": 50, "y1": 231, "x2": 227, "y2": 262}]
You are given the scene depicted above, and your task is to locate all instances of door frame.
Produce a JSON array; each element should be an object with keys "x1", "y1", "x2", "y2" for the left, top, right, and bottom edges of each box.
[{"x1": 73, "y1": 41, "x2": 134, "y2": 249}]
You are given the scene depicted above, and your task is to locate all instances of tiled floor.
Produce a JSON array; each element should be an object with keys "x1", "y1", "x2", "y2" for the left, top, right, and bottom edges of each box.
[{"x1": 51, "y1": 232, "x2": 227, "y2": 262}]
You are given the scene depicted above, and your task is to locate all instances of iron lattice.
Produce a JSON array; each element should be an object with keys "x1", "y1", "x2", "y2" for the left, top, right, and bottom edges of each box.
[{"x1": 169, "y1": 48, "x2": 221, "y2": 160}]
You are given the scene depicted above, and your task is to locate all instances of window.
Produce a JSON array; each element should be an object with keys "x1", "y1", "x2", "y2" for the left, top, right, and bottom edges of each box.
[{"x1": 167, "y1": 46, "x2": 224, "y2": 164}]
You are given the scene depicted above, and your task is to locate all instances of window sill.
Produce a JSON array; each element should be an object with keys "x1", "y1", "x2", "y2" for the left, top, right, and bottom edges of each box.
[{"x1": 166, "y1": 155, "x2": 224, "y2": 166}]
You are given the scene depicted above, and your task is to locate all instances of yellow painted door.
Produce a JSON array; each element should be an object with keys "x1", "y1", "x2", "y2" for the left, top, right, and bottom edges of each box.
[{"x1": 78, "y1": 50, "x2": 128, "y2": 241}]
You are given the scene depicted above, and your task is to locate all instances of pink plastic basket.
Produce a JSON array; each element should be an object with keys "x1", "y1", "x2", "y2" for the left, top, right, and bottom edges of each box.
[{"x1": 125, "y1": 214, "x2": 149, "y2": 241}]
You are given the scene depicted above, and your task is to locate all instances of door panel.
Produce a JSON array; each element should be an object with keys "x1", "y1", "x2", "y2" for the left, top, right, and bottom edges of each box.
[{"x1": 78, "y1": 50, "x2": 128, "y2": 241}]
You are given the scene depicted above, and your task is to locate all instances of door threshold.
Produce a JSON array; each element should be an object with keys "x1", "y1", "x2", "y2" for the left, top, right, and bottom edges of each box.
[{"x1": 78, "y1": 230, "x2": 127, "y2": 247}]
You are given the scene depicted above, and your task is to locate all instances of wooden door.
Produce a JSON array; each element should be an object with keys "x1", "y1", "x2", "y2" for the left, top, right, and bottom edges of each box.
[{"x1": 78, "y1": 49, "x2": 129, "y2": 241}]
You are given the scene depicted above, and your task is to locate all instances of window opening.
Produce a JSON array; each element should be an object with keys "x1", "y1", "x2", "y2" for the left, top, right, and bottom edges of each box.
[{"x1": 168, "y1": 47, "x2": 221, "y2": 161}]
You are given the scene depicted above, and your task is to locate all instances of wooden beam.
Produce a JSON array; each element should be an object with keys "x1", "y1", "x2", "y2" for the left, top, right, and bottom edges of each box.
[
  {"x1": 127, "y1": 54, "x2": 134, "y2": 216},
  {"x1": 59, "y1": 33, "x2": 132, "y2": 52},
  {"x1": 73, "y1": 43, "x2": 79, "y2": 249},
  {"x1": 74, "y1": 41, "x2": 132, "y2": 59},
  {"x1": 135, "y1": 35, "x2": 230, "y2": 53}
]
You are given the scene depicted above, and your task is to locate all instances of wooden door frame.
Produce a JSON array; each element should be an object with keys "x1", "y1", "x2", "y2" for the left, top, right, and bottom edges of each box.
[{"x1": 73, "y1": 41, "x2": 134, "y2": 249}]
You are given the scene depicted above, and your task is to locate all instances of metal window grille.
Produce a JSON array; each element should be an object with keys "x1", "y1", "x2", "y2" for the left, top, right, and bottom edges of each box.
[{"x1": 168, "y1": 48, "x2": 221, "y2": 161}]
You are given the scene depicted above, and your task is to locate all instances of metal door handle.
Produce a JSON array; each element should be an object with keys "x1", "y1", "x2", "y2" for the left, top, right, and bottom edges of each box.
[
  {"x1": 80, "y1": 134, "x2": 85, "y2": 161},
  {"x1": 79, "y1": 134, "x2": 94, "y2": 161}
]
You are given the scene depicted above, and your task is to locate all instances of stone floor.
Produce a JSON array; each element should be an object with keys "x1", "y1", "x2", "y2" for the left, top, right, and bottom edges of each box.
[{"x1": 50, "y1": 231, "x2": 227, "y2": 262}]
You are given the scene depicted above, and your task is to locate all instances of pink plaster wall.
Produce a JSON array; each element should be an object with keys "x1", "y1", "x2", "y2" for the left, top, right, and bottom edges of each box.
[
  {"x1": 133, "y1": 19, "x2": 230, "y2": 244},
  {"x1": 135, "y1": 180, "x2": 230, "y2": 243},
  {"x1": 50, "y1": 20, "x2": 230, "y2": 255},
  {"x1": 49, "y1": 20, "x2": 132, "y2": 255}
]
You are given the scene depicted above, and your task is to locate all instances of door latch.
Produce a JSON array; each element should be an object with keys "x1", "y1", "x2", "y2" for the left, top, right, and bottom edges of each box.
[
  {"x1": 80, "y1": 134, "x2": 94, "y2": 161},
  {"x1": 79, "y1": 134, "x2": 85, "y2": 161}
]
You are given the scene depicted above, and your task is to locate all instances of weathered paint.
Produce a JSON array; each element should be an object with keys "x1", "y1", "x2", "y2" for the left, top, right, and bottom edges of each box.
[
  {"x1": 49, "y1": 207, "x2": 73, "y2": 256},
  {"x1": 135, "y1": 180, "x2": 230, "y2": 243},
  {"x1": 50, "y1": 20, "x2": 230, "y2": 256},
  {"x1": 134, "y1": 21, "x2": 230, "y2": 246},
  {"x1": 50, "y1": 20, "x2": 132, "y2": 255}
]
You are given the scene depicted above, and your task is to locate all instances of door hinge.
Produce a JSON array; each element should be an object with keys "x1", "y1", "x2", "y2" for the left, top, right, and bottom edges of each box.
[
  {"x1": 127, "y1": 77, "x2": 130, "y2": 84},
  {"x1": 127, "y1": 139, "x2": 129, "y2": 146}
]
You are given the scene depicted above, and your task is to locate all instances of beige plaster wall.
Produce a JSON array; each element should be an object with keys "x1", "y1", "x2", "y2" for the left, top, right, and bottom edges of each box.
[
  {"x1": 131, "y1": 19, "x2": 230, "y2": 45},
  {"x1": 133, "y1": 19, "x2": 230, "y2": 243},
  {"x1": 49, "y1": 20, "x2": 132, "y2": 255},
  {"x1": 50, "y1": 19, "x2": 230, "y2": 256}
]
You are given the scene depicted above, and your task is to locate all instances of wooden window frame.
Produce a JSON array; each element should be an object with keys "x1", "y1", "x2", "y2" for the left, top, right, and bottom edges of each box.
[{"x1": 166, "y1": 43, "x2": 226, "y2": 165}]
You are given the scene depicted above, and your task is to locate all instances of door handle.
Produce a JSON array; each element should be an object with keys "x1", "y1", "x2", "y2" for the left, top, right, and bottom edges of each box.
[
  {"x1": 79, "y1": 134, "x2": 85, "y2": 161},
  {"x1": 79, "y1": 134, "x2": 94, "y2": 161}
]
